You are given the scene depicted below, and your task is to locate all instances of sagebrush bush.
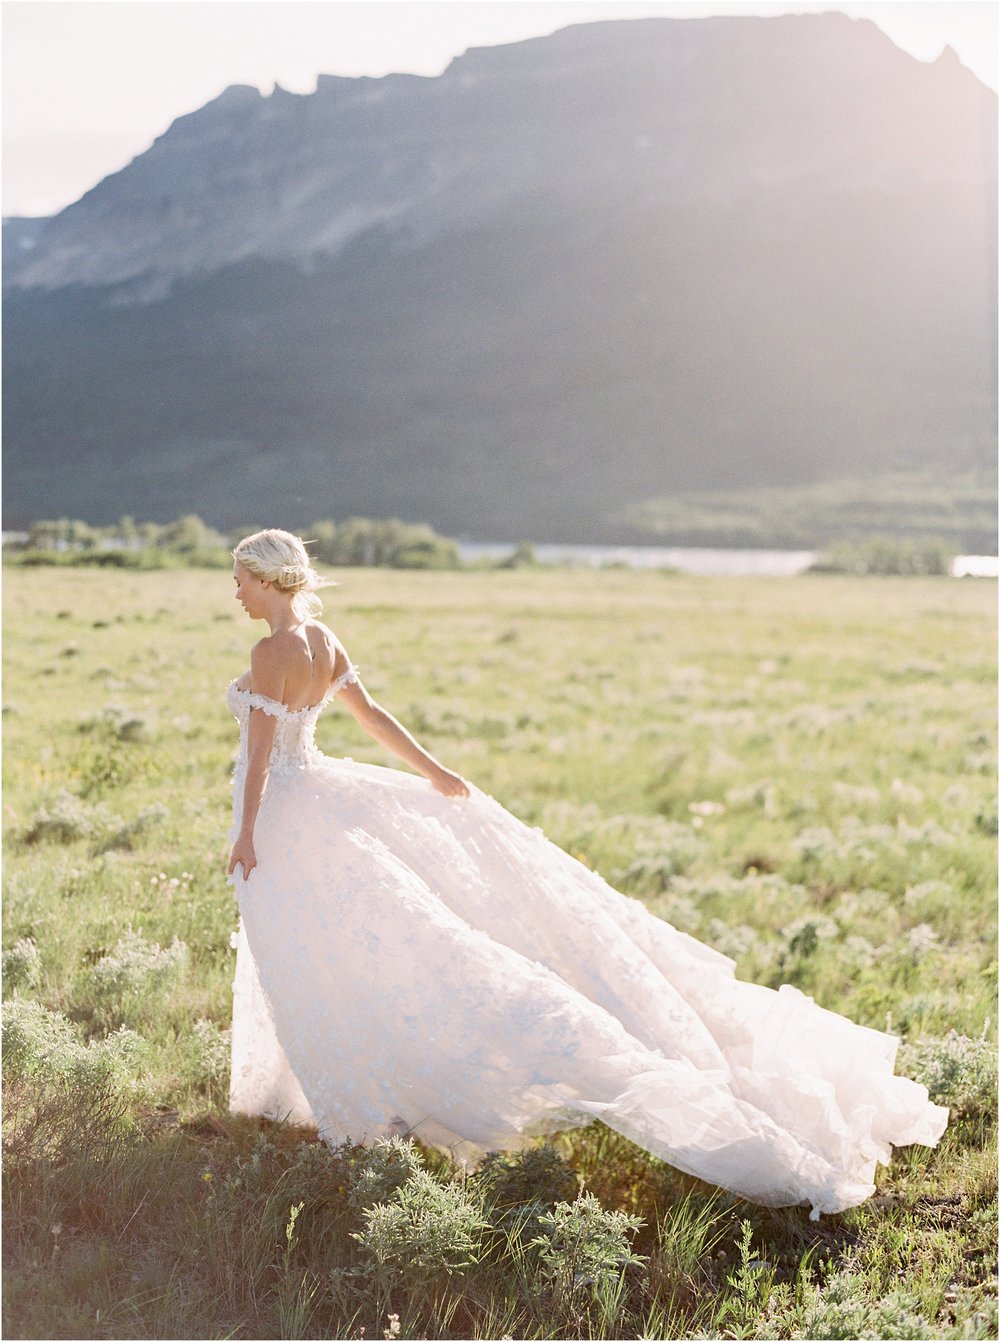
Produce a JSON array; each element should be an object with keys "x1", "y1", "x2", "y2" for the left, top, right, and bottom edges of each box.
[
  {"x1": 78, "y1": 704, "x2": 153, "y2": 740},
  {"x1": 898, "y1": 1029, "x2": 998, "y2": 1120},
  {"x1": 473, "y1": 1145, "x2": 580, "y2": 1242},
  {"x1": 2, "y1": 996, "x2": 79, "y2": 1079},
  {"x1": 537, "y1": 802, "x2": 706, "y2": 884},
  {"x1": 531, "y1": 1192, "x2": 646, "y2": 1296},
  {"x1": 96, "y1": 802, "x2": 168, "y2": 853},
  {"x1": 348, "y1": 1134, "x2": 426, "y2": 1210},
  {"x1": 2, "y1": 937, "x2": 42, "y2": 996},
  {"x1": 190, "y1": 1017, "x2": 231, "y2": 1093},
  {"x1": 788, "y1": 818, "x2": 960, "y2": 893},
  {"x1": 2, "y1": 998, "x2": 148, "y2": 1162},
  {"x1": 2, "y1": 997, "x2": 147, "y2": 1089},
  {"x1": 22, "y1": 789, "x2": 117, "y2": 844},
  {"x1": 204, "y1": 1133, "x2": 408, "y2": 1242},
  {"x1": 354, "y1": 1166, "x2": 490, "y2": 1280},
  {"x1": 88, "y1": 928, "x2": 188, "y2": 1026},
  {"x1": 791, "y1": 1267, "x2": 936, "y2": 1339}
]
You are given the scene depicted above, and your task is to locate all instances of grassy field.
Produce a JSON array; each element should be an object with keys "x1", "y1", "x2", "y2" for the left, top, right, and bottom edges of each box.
[{"x1": 2, "y1": 566, "x2": 997, "y2": 1340}]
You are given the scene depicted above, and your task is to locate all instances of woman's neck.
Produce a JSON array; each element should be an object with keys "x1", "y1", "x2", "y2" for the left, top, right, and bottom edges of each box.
[{"x1": 264, "y1": 599, "x2": 301, "y2": 636}]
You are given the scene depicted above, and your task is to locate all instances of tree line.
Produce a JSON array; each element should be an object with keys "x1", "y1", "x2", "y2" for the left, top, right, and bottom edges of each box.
[
  {"x1": 3, "y1": 515, "x2": 539, "y2": 571},
  {"x1": 4, "y1": 515, "x2": 966, "y2": 577}
]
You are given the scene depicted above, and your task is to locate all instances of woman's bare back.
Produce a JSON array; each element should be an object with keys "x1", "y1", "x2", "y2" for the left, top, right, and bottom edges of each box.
[{"x1": 239, "y1": 621, "x2": 350, "y2": 710}]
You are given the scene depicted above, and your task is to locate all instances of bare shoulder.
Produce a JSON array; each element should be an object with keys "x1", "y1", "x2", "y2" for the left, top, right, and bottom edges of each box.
[
  {"x1": 250, "y1": 632, "x2": 290, "y2": 669},
  {"x1": 304, "y1": 620, "x2": 352, "y2": 669},
  {"x1": 248, "y1": 634, "x2": 291, "y2": 700}
]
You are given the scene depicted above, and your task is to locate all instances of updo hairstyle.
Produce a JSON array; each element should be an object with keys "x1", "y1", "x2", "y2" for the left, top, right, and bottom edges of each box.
[{"x1": 232, "y1": 528, "x2": 335, "y2": 619}]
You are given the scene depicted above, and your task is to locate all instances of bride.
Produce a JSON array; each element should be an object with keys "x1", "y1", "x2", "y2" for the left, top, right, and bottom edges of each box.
[{"x1": 225, "y1": 528, "x2": 947, "y2": 1221}]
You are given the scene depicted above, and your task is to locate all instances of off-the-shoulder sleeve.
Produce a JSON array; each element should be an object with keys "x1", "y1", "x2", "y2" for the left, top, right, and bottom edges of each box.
[
  {"x1": 242, "y1": 692, "x2": 287, "y2": 718},
  {"x1": 331, "y1": 665, "x2": 360, "y2": 695}
]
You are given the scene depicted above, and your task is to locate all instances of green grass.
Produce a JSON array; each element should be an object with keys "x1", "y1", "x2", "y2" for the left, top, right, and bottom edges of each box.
[{"x1": 3, "y1": 567, "x2": 996, "y2": 1339}]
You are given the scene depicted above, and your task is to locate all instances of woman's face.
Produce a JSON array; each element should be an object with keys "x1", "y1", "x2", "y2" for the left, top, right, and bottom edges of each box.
[{"x1": 233, "y1": 560, "x2": 267, "y2": 620}]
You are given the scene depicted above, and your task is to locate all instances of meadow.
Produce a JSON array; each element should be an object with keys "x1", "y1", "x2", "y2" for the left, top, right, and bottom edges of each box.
[{"x1": 2, "y1": 566, "x2": 997, "y2": 1340}]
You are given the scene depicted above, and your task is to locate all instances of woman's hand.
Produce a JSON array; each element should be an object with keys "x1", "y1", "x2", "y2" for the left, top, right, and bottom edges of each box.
[
  {"x1": 429, "y1": 765, "x2": 470, "y2": 798},
  {"x1": 228, "y1": 834, "x2": 258, "y2": 881}
]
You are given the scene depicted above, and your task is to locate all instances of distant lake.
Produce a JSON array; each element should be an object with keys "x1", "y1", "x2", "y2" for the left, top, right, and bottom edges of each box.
[{"x1": 458, "y1": 542, "x2": 1000, "y2": 578}]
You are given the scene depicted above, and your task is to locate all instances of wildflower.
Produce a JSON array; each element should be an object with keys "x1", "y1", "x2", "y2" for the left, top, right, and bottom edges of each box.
[
  {"x1": 383, "y1": 1314, "x2": 401, "y2": 1340},
  {"x1": 202, "y1": 1170, "x2": 213, "y2": 1183}
]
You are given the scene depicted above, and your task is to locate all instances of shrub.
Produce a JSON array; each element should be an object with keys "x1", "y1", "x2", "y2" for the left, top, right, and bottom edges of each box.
[
  {"x1": 2, "y1": 997, "x2": 147, "y2": 1089},
  {"x1": 2, "y1": 996, "x2": 80, "y2": 1081},
  {"x1": 792, "y1": 1267, "x2": 935, "y2": 1338},
  {"x1": 2, "y1": 937, "x2": 42, "y2": 996},
  {"x1": 88, "y1": 929, "x2": 188, "y2": 1027},
  {"x1": 96, "y1": 802, "x2": 168, "y2": 853},
  {"x1": 306, "y1": 517, "x2": 460, "y2": 569},
  {"x1": 808, "y1": 536, "x2": 953, "y2": 577},
  {"x1": 79, "y1": 704, "x2": 153, "y2": 743},
  {"x1": 354, "y1": 1166, "x2": 489, "y2": 1280},
  {"x1": 780, "y1": 915, "x2": 839, "y2": 960},
  {"x1": 348, "y1": 1135, "x2": 426, "y2": 1211},
  {"x1": 898, "y1": 1028, "x2": 998, "y2": 1121},
  {"x1": 22, "y1": 790, "x2": 116, "y2": 845},
  {"x1": 473, "y1": 1145, "x2": 580, "y2": 1246},
  {"x1": 190, "y1": 1017, "x2": 231, "y2": 1094},
  {"x1": 497, "y1": 541, "x2": 539, "y2": 569},
  {"x1": 2, "y1": 998, "x2": 148, "y2": 1162},
  {"x1": 530, "y1": 1192, "x2": 645, "y2": 1297},
  {"x1": 974, "y1": 798, "x2": 998, "y2": 836},
  {"x1": 475, "y1": 1146, "x2": 579, "y2": 1216}
]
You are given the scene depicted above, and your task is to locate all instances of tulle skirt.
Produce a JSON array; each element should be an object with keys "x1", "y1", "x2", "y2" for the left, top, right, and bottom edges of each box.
[{"x1": 229, "y1": 755, "x2": 948, "y2": 1219}]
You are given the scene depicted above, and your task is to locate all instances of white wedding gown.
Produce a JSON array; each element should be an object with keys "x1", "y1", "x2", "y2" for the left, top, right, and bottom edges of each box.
[{"x1": 226, "y1": 671, "x2": 948, "y2": 1220}]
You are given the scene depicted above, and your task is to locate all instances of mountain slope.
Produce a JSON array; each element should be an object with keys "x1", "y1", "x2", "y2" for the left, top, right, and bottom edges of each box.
[{"x1": 4, "y1": 14, "x2": 996, "y2": 540}]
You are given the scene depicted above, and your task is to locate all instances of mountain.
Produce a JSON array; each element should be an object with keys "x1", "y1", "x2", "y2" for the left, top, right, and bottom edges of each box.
[{"x1": 3, "y1": 14, "x2": 996, "y2": 542}]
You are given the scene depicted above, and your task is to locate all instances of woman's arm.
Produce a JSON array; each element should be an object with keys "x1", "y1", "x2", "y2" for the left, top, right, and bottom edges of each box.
[
  {"x1": 337, "y1": 678, "x2": 470, "y2": 798},
  {"x1": 227, "y1": 641, "x2": 282, "y2": 879}
]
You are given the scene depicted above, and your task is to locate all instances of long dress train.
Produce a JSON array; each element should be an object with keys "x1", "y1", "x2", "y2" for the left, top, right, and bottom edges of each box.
[{"x1": 225, "y1": 672, "x2": 948, "y2": 1220}]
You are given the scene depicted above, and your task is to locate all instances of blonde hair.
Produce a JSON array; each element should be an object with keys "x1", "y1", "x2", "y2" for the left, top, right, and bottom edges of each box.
[{"x1": 232, "y1": 528, "x2": 335, "y2": 619}]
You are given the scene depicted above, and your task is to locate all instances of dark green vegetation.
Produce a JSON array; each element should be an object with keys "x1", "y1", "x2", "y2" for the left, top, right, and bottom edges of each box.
[
  {"x1": 6, "y1": 510, "x2": 991, "y2": 582},
  {"x1": 4, "y1": 16, "x2": 995, "y2": 539},
  {"x1": 3, "y1": 569, "x2": 996, "y2": 1339},
  {"x1": 808, "y1": 536, "x2": 955, "y2": 577},
  {"x1": 5, "y1": 515, "x2": 462, "y2": 572},
  {"x1": 617, "y1": 473, "x2": 997, "y2": 554}
]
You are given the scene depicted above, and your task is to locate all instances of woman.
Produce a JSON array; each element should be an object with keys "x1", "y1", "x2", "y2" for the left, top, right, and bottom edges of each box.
[{"x1": 226, "y1": 528, "x2": 947, "y2": 1220}]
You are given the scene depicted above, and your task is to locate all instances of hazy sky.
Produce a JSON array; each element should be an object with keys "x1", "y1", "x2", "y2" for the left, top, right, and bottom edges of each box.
[{"x1": 3, "y1": 0, "x2": 997, "y2": 217}]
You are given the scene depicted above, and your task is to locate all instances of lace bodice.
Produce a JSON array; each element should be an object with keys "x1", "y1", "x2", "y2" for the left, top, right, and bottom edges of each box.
[{"x1": 226, "y1": 666, "x2": 359, "y2": 801}]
